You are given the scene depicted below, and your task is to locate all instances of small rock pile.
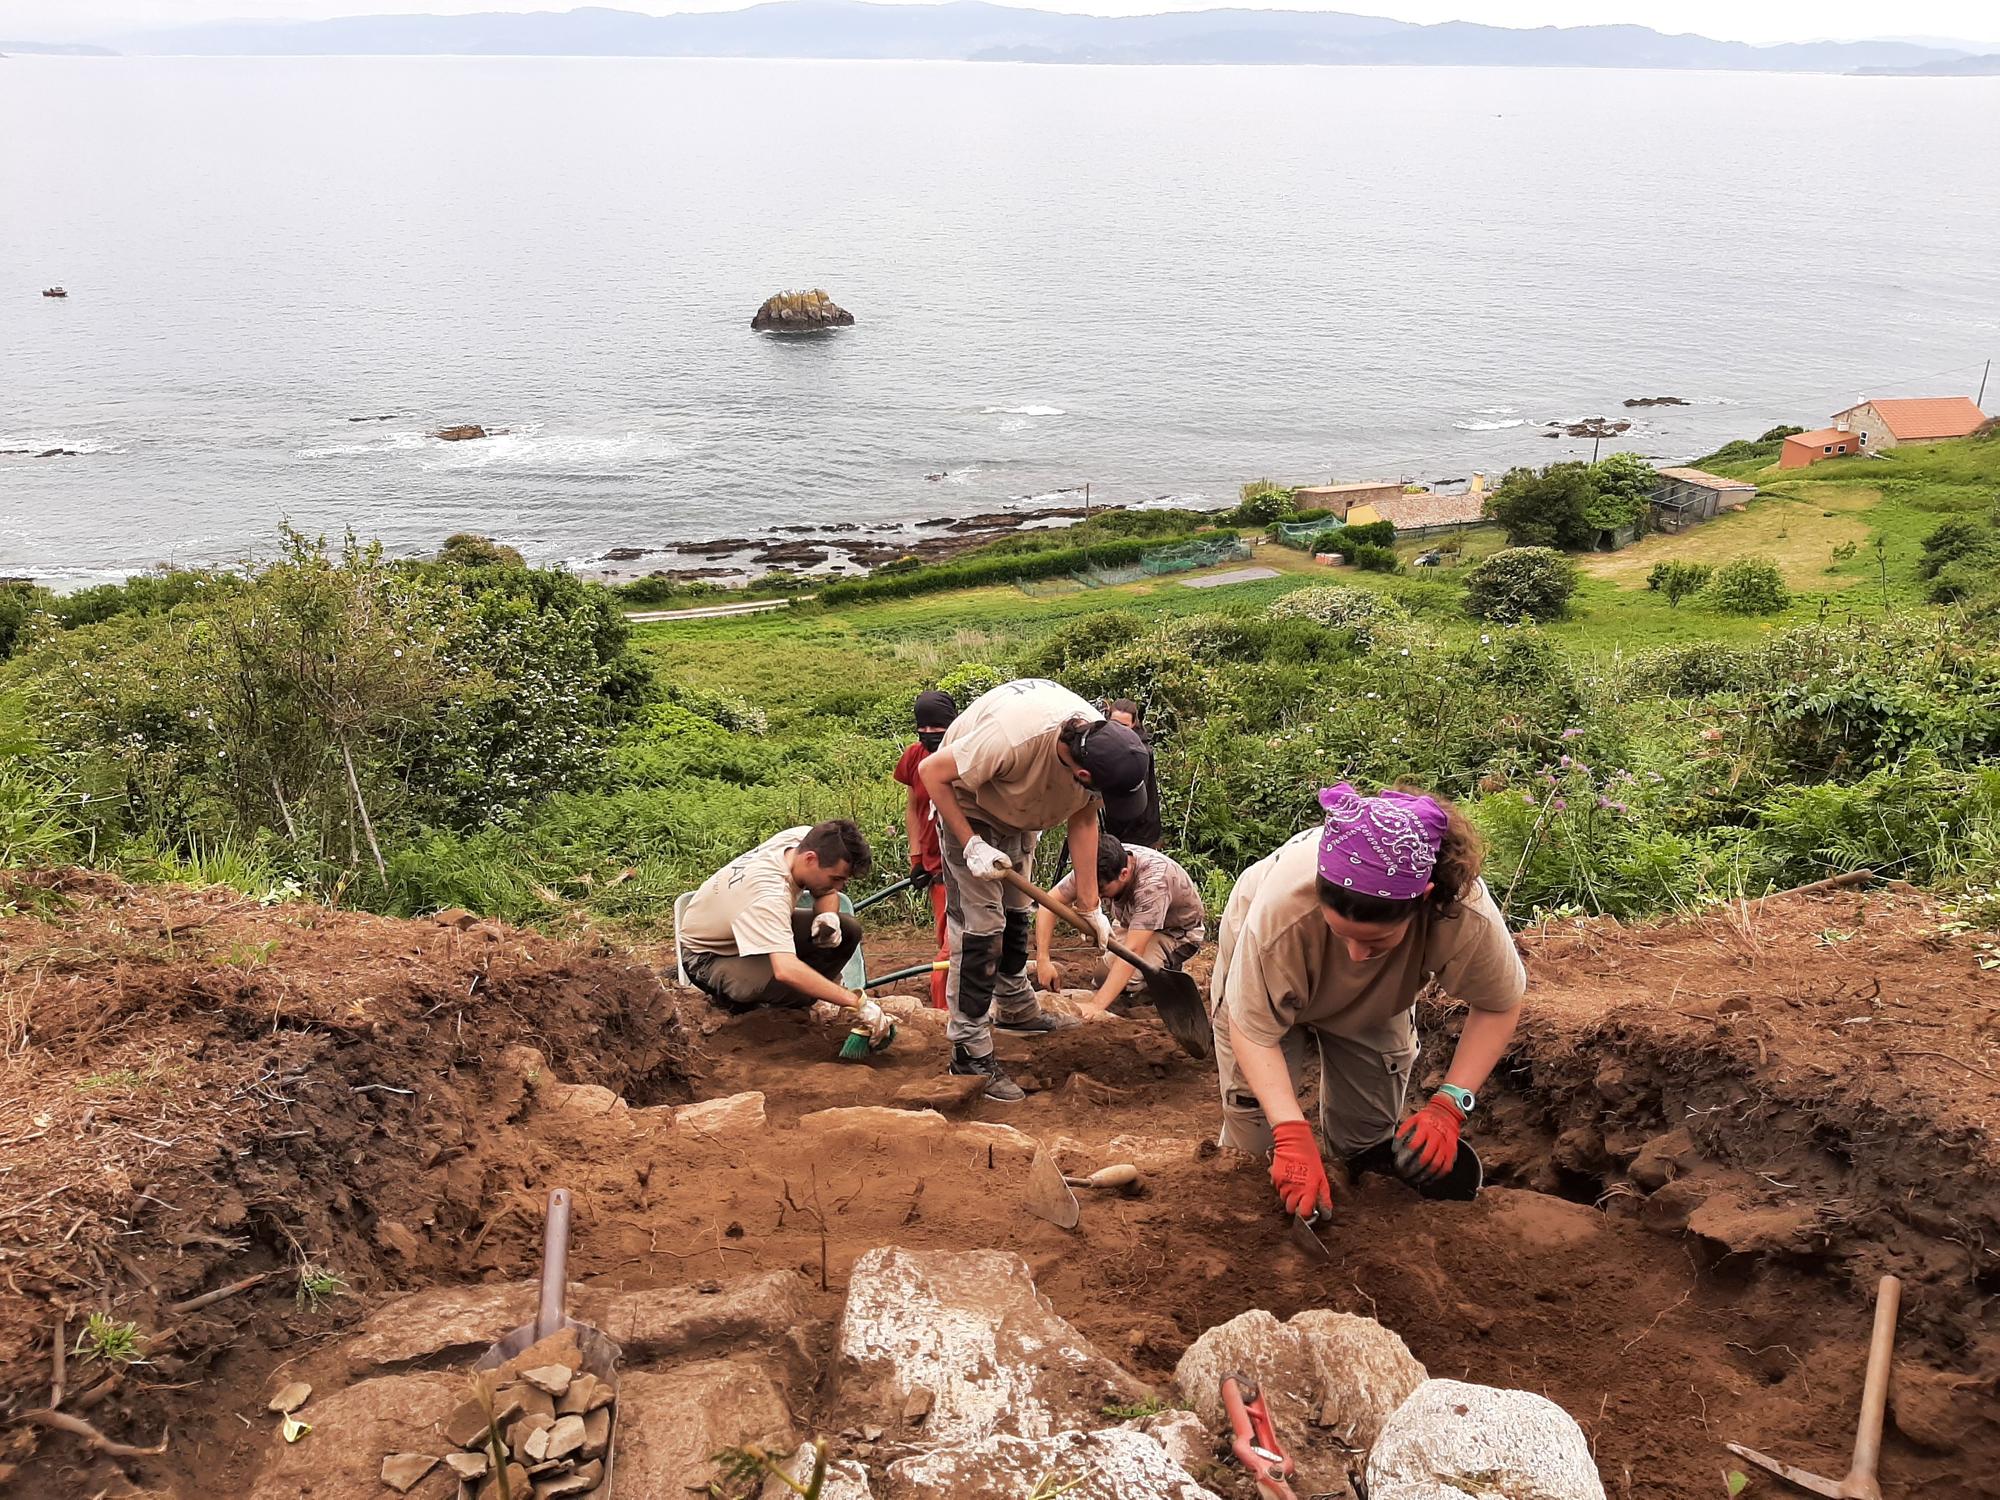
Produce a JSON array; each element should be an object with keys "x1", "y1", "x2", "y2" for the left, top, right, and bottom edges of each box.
[{"x1": 382, "y1": 1326, "x2": 615, "y2": 1499}]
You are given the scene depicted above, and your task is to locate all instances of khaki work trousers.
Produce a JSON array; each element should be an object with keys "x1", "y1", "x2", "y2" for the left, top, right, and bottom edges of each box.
[{"x1": 1212, "y1": 1007, "x2": 1419, "y2": 1161}]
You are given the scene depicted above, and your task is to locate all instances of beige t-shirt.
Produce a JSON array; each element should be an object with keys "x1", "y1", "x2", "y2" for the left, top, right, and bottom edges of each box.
[
  {"x1": 940, "y1": 678, "x2": 1100, "y2": 834},
  {"x1": 680, "y1": 825, "x2": 808, "y2": 958},
  {"x1": 1214, "y1": 826, "x2": 1525, "y2": 1054},
  {"x1": 1054, "y1": 845, "x2": 1207, "y2": 945}
]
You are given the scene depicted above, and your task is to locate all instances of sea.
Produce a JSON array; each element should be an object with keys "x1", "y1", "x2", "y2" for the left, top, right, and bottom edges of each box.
[{"x1": 3, "y1": 56, "x2": 1998, "y2": 587}]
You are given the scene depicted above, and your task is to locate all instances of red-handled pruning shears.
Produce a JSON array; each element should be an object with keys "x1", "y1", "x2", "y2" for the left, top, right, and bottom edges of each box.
[{"x1": 1221, "y1": 1372, "x2": 1300, "y2": 1500}]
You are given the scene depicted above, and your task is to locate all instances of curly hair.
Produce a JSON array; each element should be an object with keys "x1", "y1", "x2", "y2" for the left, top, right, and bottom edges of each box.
[{"x1": 1314, "y1": 784, "x2": 1485, "y2": 924}]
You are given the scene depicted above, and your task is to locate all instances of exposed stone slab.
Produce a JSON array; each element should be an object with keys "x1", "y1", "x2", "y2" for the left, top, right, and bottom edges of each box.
[
  {"x1": 837, "y1": 1247, "x2": 1151, "y2": 1445},
  {"x1": 614, "y1": 1359, "x2": 794, "y2": 1496},
  {"x1": 1365, "y1": 1378, "x2": 1605, "y2": 1500},
  {"x1": 883, "y1": 1427, "x2": 1224, "y2": 1500},
  {"x1": 247, "y1": 1375, "x2": 459, "y2": 1500}
]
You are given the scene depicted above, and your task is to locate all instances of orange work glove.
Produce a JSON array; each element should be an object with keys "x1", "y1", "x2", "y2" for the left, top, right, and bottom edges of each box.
[
  {"x1": 1269, "y1": 1120, "x2": 1333, "y2": 1217},
  {"x1": 1392, "y1": 1091, "x2": 1466, "y2": 1187}
]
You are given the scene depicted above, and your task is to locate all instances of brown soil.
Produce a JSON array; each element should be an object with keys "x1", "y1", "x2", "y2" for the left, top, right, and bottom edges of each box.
[{"x1": 2, "y1": 876, "x2": 1995, "y2": 1498}]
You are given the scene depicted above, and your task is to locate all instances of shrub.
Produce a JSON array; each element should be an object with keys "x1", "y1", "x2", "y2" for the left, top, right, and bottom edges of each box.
[
  {"x1": 1928, "y1": 558, "x2": 1993, "y2": 605},
  {"x1": 816, "y1": 533, "x2": 1208, "y2": 605},
  {"x1": 1628, "y1": 643, "x2": 1748, "y2": 697},
  {"x1": 1464, "y1": 547, "x2": 1579, "y2": 623},
  {"x1": 1268, "y1": 584, "x2": 1412, "y2": 635},
  {"x1": 1760, "y1": 425, "x2": 1806, "y2": 443},
  {"x1": 1584, "y1": 453, "x2": 1655, "y2": 532},
  {"x1": 1646, "y1": 561, "x2": 1713, "y2": 607},
  {"x1": 1704, "y1": 558, "x2": 1791, "y2": 616},
  {"x1": 1917, "y1": 518, "x2": 1995, "y2": 579},
  {"x1": 48, "y1": 569, "x2": 223, "y2": 631},
  {"x1": 1228, "y1": 482, "x2": 1297, "y2": 527},
  {"x1": 1339, "y1": 519, "x2": 1397, "y2": 548},
  {"x1": 0, "y1": 581, "x2": 55, "y2": 662},
  {"x1": 435, "y1": 533, "x2": 525, "y2": 568},
  {"x1": 934, "y1": 662, "x2": 1007, "y2": 708},
  {"x1": 1350, "y1": 544, "x2": 1401, "y2": 573},
  {"x1": 1485, "y1": 464, "x2": 1598, "y2": 551}
]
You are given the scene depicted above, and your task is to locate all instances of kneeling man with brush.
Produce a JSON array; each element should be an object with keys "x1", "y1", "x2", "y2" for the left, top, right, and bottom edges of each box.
[{"x1": 680, "y1": 819, "x2": 893, "y2": 1047}]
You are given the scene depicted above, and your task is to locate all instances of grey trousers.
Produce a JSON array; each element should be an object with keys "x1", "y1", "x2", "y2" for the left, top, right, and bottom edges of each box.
[
  {"x1": 1212, "y1": 1008, "x2": 1419, "y2": 1161},
  {"x1": 685, "y1": 910, "x2": 861, "y2": 1011},
  {"x1": 938, "y1": 819, "x2": 1046, "y2": 1054}
]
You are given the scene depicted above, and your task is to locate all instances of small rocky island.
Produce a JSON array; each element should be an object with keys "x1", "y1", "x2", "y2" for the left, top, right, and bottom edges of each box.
[{"x1": 751, "y1": 289, "x2": 854, "y2": 333}]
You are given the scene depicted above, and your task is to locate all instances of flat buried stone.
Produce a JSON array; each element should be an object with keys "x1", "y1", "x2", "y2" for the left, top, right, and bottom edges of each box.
[
  {"x1": 520, "y1": 1365, "x2": 574, "y2": 1397},
  {"x1": 266, "y1": 1381, "x2": 312, "y2": 1415},
  {"x1": 543, "y1": 1413, "x2": 587, "y2": 1461},
  {"x1": 535, "y1": 1459, "x2": 602, "y2": 1498},
  {"x1": 579, "y1": 1409, "x2": 611, "y2": 1461},
  {"x1": 445, "y1": 1451, "x2": 491, "y2": 1480},
  {"x1": 381, "y1": 1452, "x2": 440, "y2": 1493}
]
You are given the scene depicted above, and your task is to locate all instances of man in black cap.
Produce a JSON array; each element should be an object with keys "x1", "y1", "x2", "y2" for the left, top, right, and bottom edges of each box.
[{"x1": 919, "y1": 678, "x2": 1151, "y2": 1101}]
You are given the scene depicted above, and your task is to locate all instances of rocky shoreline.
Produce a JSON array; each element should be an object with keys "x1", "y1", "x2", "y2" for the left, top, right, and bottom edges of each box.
[{"x1": 582, "y1": 504, "x2": 1129, "y2": 586}]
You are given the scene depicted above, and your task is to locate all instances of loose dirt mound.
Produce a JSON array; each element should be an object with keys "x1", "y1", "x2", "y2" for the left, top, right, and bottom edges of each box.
[
  {"x1": 0, "y1": 872, "x2": 692, "y2": 1490},
  {"x1": 2, "y1": 876, "x2": 1995, "y2": 1499}
]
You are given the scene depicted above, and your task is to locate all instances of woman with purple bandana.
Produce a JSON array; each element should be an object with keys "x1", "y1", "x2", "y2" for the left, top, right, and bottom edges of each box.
[{"x1": 1210, "y1": 783, "x2": 1526, "y2": 1218}]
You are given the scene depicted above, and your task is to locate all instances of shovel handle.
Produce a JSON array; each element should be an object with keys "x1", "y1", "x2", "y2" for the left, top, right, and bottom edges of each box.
[
  {"x1": 1850, "y1": 1274, "x2": 1901, "y2": 1486},
  {"x1": 534, "y1": 1189, "x2": 572, "y2": 1341},
  {"x1": 998, "y1": 869, "x2": 1156, "y2": 976}
]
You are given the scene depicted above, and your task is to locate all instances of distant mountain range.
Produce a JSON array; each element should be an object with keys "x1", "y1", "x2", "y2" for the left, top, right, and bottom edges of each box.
[
  {"x1": 1854, "y1": 52, "x2": 2000, "y2": 76},
  {"x1": 35, "y1": 3, "x2": 1967, "y2": 72}
]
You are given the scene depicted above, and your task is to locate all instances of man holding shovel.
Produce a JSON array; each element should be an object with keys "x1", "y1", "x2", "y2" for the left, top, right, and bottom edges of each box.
[
  {"x1": 919, "y1": 678, "x2": 1152, "y2": 1101},
  {"x1": 1212, "y1": 784, "x2": 1524, "y2": 1217},
  {"x1": 680, "y1": 820, "x2": 894, "y2": 1046},
  {"x1": 1034, "y1": 834, "x2": 1206, "y2": 1017}
]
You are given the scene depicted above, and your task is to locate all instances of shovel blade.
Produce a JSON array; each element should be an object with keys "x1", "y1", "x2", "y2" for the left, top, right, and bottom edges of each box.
[
  {"x1": 1142, "y1": 969, "x2": 1213, "y2": 1060},
  {"x1": 1024, "y1": 1145, "x2": 1082, "y2": 1229}
]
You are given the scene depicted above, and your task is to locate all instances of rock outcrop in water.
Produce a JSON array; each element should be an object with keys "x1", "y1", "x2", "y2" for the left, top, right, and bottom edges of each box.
[
  {"x1": 433, "y1": 424, "x2": 488, "y2": 441},
  {"x1": 751, "y1": 290, "x2": 854, "y2": 333}
]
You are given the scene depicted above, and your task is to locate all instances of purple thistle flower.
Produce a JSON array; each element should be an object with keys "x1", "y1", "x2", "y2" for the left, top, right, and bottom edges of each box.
[
  {"x1": 1562, "y1": 728, "x2": 1584, "y2": 740},
  {"x1": 1559, "y1": 755, "x2": 1572, "y2": 769},
  {"x1": 1552, "y1": 798, "x2": 1568, "y2": 811}
]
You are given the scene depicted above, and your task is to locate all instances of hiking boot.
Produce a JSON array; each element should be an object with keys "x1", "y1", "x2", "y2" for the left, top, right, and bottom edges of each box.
[
  {"x1": 949, "y1": 1047, "x2": 1026, "y2": 1102},
  {"x1": 995, "y1": 1009, "x2": 1082, "y2": 1035}
]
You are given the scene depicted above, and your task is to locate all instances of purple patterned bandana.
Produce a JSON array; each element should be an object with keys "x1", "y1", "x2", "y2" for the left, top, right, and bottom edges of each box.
[{"x1": 1317, "y1": 783, "x2": 1447, "y2": 900}]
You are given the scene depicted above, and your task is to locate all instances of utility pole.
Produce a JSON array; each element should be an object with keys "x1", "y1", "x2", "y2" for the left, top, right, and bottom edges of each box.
[{"x1": 1980, "y1": 359, "x2": 1990, "y2": 409}]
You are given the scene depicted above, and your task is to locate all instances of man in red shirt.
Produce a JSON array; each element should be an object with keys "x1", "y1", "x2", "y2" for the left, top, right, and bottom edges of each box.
[{"x1": 892, "y1": 689, "x2": 958, "y2": 1008}]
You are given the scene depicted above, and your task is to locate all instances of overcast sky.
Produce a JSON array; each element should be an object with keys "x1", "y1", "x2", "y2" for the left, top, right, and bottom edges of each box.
[{"x1": 12, "y1": 0, "x2": 2000, "y2": 47}]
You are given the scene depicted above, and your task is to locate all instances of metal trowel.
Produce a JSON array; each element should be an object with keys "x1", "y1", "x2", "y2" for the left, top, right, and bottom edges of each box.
[
  {"x1": 1023, "y1": 1144, "x2": 1082, "y2": 1228},
  {"x1": 1288, "y1": 1207, "x2": 1333, "y2": 1263}
]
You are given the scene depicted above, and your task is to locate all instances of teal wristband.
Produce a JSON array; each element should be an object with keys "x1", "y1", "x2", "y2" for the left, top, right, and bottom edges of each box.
[{"x1": 1436, "y1": 1084, "x2": 1476, "y2": 1114}]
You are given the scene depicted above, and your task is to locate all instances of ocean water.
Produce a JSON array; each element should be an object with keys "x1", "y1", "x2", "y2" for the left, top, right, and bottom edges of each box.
[{"x1": 3, "y1": 56, "x2": 1997, "y2": 585}]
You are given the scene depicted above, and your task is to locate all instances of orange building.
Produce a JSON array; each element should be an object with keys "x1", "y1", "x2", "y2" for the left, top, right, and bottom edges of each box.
[{"x1": 1779, "y1": 427, "x2": 1865, "y2": 469}]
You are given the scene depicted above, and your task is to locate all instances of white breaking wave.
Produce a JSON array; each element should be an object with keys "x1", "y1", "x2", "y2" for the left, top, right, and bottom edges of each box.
[
  {"x1": 981, "y1": 404, "x2": 1066, "y2": 417},
  {"x1": 296, "y1": 424, "x2": 684, "y2": 467},
  {"x1": 1474, "y1": 406, "x2": 1518, "y2": 416},
  {"x1": 1453, "y1": 418, "x2": 1526, "y2": 431}
]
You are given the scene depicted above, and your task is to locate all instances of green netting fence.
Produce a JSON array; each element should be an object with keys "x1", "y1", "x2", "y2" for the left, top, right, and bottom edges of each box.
[
  {"x1": 1270, "y1": 521, "x2": 1338, "y2": 551},
  {"x1": 1138, "y1": 536, "x2": 1253, "y2": 574}
]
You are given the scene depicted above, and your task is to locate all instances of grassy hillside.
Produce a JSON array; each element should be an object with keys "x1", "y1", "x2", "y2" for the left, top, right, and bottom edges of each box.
[{"x1": 4, "y1": 433, "x2": 1997, "y2": 933}]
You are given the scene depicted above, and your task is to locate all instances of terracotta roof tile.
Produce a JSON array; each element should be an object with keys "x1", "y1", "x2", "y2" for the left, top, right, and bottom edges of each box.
[
  {"x1": 1786, "y1": 428, "x2": 1860, "y2": 448},
  {"x1": 1372, "y1": 492, "x2": 1487, "y2": 528},
  {"x1": 1838, "y1": 397, "x2": 1987, "y2": 441}
]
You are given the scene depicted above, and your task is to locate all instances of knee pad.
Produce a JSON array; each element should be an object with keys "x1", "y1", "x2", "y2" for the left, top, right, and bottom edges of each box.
[
  {"x1": 958, "y1": 929, "x2": 1002, "y2": 1020},
  {"x1": 1000, "y1": 906, "x2": 1032, "y2": 974}
]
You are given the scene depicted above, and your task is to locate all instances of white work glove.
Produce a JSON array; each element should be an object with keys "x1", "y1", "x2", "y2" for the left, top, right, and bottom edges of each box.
[
  {"x1": 856, "y1": 997, "x2": 891, "y2": 1042},
  {"x1": 1080, "y1": 905, "x2": 1113, "y2": 950},
  {"x1": 810, "y1": 911, "x2": 842, "y2": 948},
  {"x1": 963, "y1": 837, "x2": 1013, "y2": 880}
]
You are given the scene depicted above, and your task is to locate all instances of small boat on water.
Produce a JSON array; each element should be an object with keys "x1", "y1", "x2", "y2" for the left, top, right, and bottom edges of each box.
[{"x1": 42, "y1": 287, "x2": 68, "y2": 298}]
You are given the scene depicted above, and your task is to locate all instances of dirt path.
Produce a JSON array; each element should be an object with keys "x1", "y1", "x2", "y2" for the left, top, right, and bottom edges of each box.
[{"x1": 1, "y1": 875, "x2": 1994, "y2": 1498}]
